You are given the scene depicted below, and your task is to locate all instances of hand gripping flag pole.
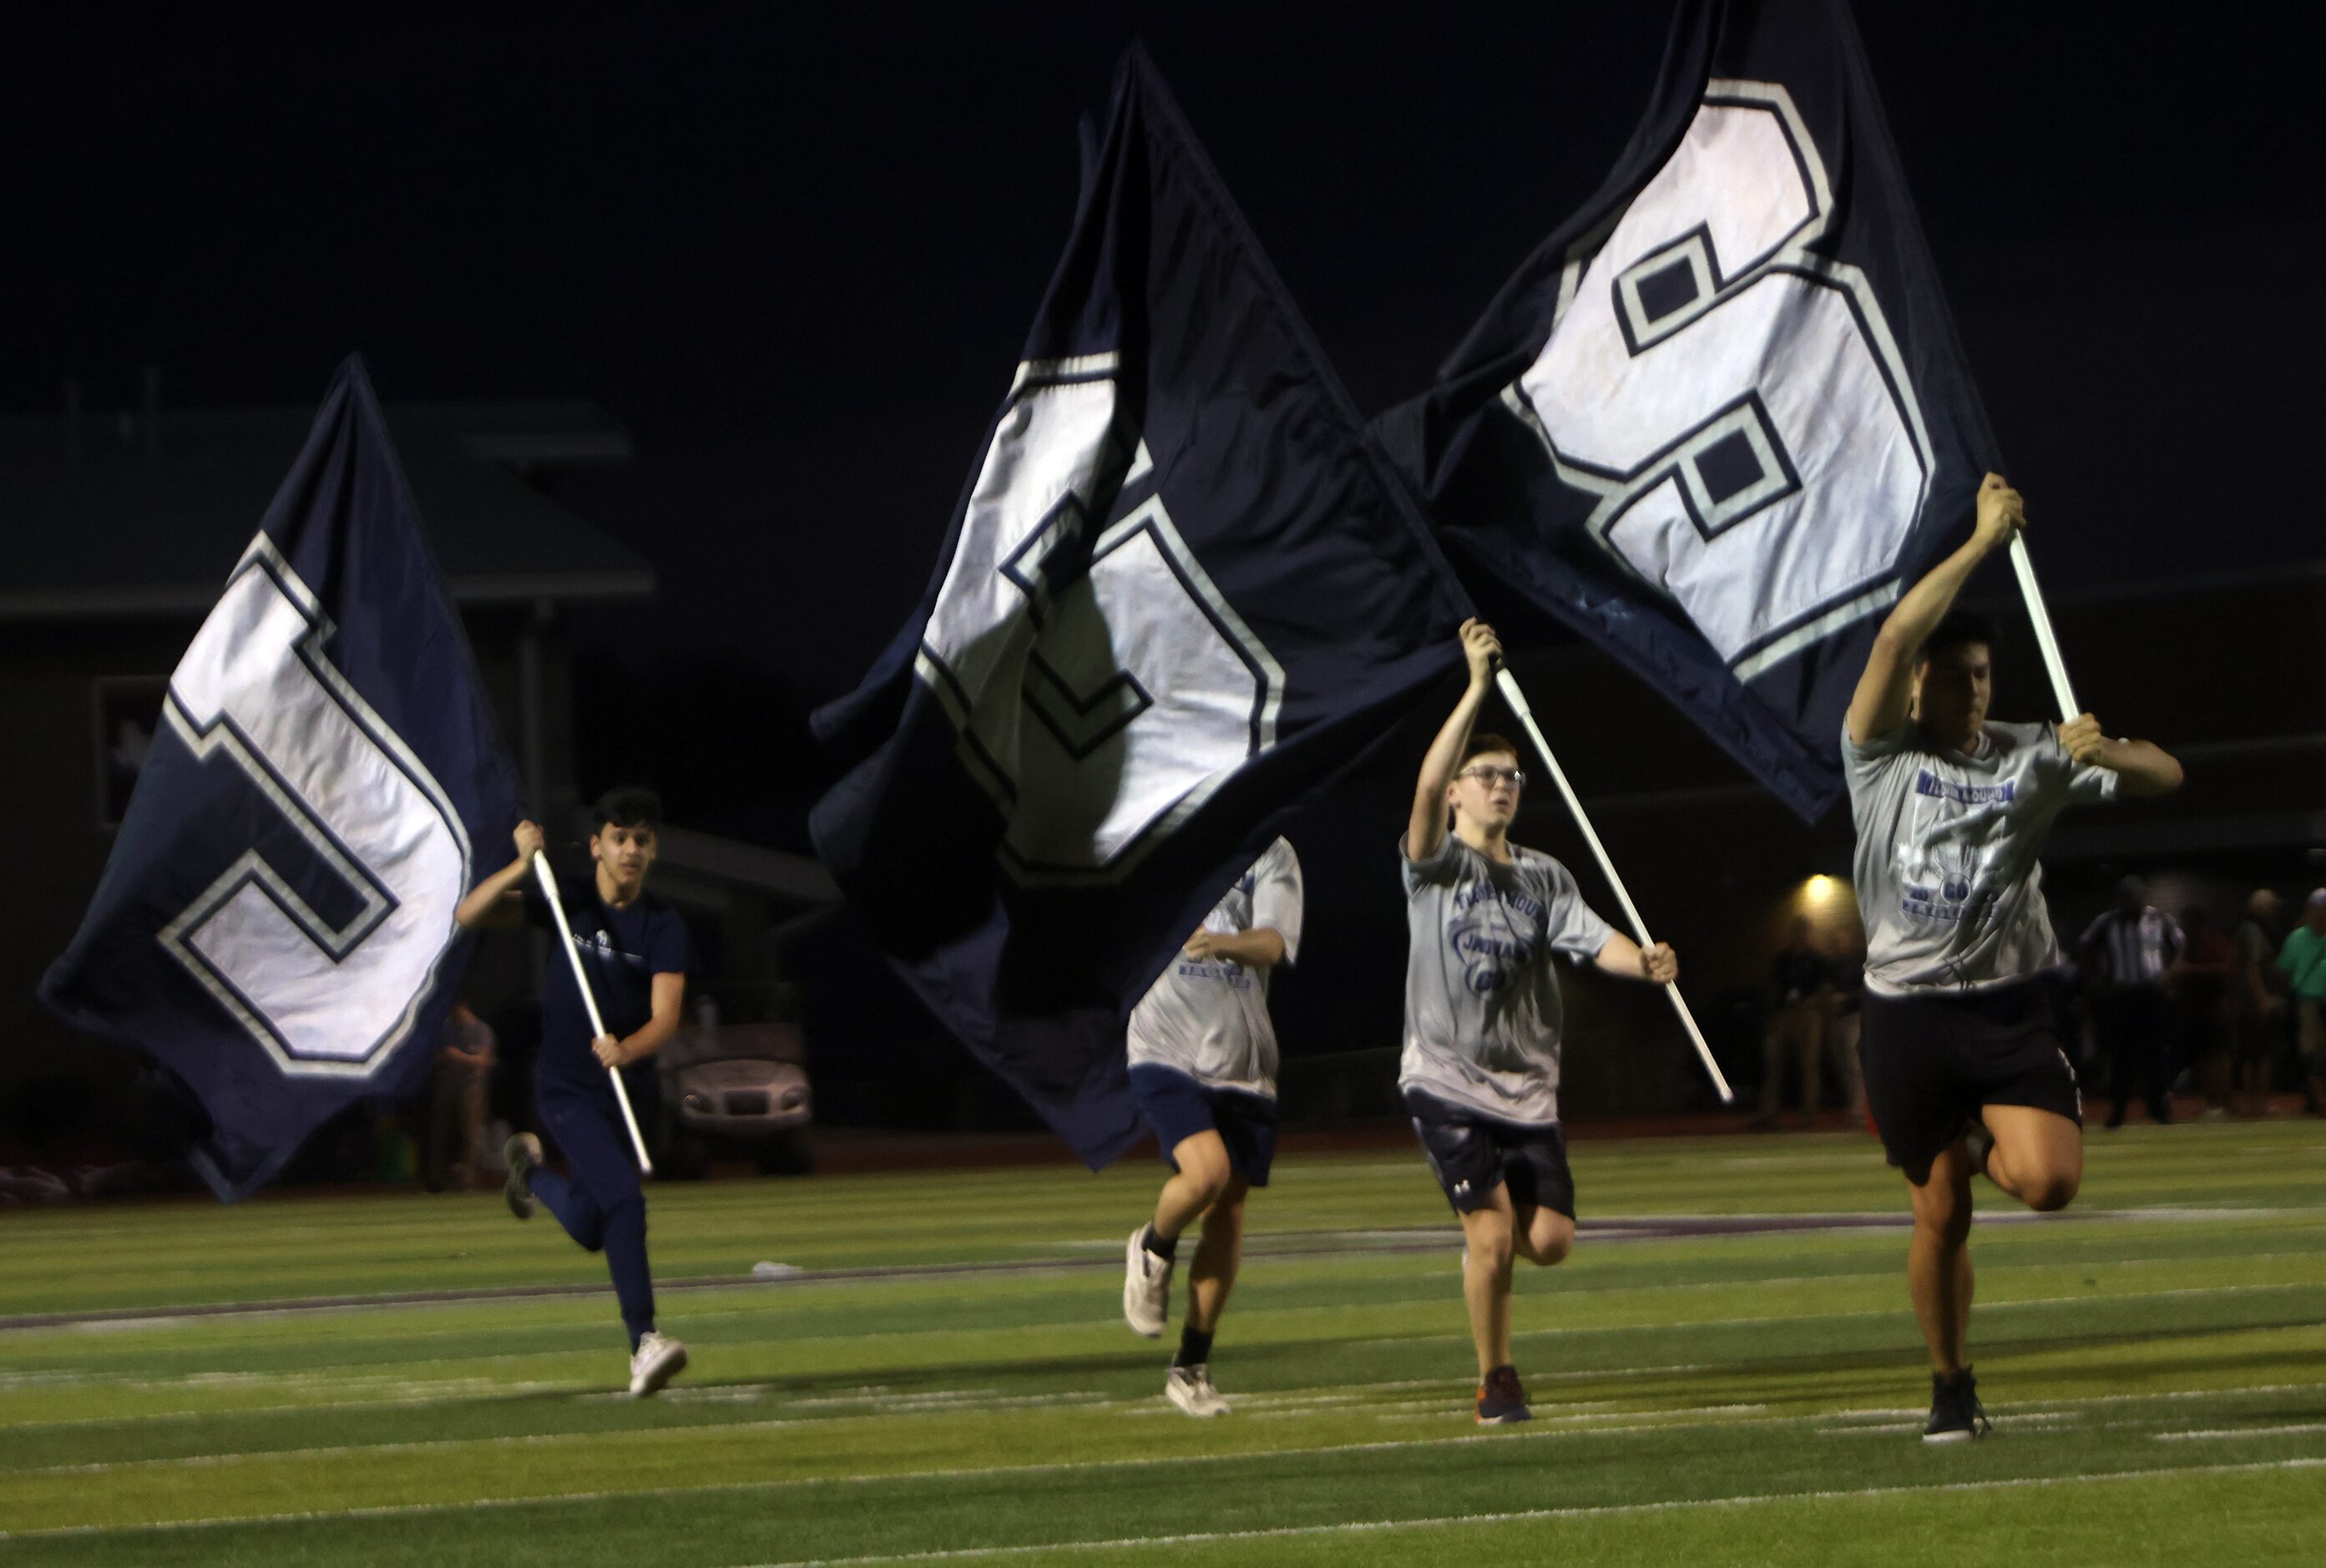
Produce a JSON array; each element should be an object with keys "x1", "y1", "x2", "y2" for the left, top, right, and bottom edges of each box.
[
  {"x1": 2007, "y1": 535, "x2": 2080, "y2": 723},
  {"x1": 1494, "y1": 669, "x2": 1736, "y2": 1105},
  {"x1": 531, "y1": 852, "x2": 655, "y2": 1176}
]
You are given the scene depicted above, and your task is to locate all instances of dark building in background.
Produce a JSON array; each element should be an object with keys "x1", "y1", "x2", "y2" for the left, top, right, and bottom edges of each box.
[{"x1": 2, "y1": 388, "x2": 850, "y2": 1167}]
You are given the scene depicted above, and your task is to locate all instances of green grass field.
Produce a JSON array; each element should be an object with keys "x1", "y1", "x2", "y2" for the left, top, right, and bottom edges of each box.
[{"x1": 2, "y1": 1120, "x2": 2323, "y2": 1565}]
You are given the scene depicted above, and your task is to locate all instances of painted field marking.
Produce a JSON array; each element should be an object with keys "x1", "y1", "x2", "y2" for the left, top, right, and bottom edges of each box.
[
  {"x1": 11, "y1": 1378, "x2": 2324, "y2": 1498},
  {"x1": 8, "y1": 1427, "x2": 2324, "y2": 1548},
  {"x1": 8, "y1": 1203, "x2": 2313, "y2": 1334},
  {"x1": 733, "y1": 1460, "x2": 2326, "y2": 1568},
  {"x1": 1358, "y1": 1278, "x2": 2326, "y2": 1350},
  {"x1": 2157, "y1": 1423, "x2": 2326, "y2": 1441},
  {"x1": 14, "y1": 1258, "x2": 2319, "y2": 1409}
]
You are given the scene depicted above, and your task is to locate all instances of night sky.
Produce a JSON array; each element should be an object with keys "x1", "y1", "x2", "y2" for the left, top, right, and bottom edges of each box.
[{"x1": 7, "y1": 3, "x2": 2319, "y2": 825}]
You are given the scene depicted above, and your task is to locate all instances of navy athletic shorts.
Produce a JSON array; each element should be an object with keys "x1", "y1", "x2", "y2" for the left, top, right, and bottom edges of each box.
[
  {"x1": 1404, "y1": 1088, "x2": 1575, "y2": 1219},
  {"x1": 1859, "y1": 979, "x2": 2083, "y2": 1185},
  {"x1": 1128, "y1": 1065, "x2": 1279, "y2": 1186}
]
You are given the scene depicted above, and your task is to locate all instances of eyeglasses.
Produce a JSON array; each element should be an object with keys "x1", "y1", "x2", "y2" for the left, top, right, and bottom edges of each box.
[{"x1": 1456, "y1": 765, "x2": 1526, "y2": 789}]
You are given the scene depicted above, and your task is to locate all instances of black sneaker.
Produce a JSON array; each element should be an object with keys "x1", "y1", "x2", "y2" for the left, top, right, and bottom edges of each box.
[
  {"x1": 1923, "y1": 1368, "x2": 1990, "y2": 1443},
  {"x1": 1476, "y1": 1365, "x2": 1532, "y2": 1425},
  {"x1": 1964, "y1": 1118, "x2": 1994, "y2": 1182},
  {"x1": 503, "y1": 1132, "x2": 541, "y2": 1221}
]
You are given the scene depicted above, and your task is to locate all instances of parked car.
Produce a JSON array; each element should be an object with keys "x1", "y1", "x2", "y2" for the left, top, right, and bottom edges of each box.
[{"x1": 655, "y1": 1013, "x2": 812, "y2": 1177}]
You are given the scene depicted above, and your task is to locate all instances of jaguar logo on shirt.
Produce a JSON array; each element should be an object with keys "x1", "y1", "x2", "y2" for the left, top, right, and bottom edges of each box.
[{"x1": 1448, "y1": 915, "x2": 1540, "y2": 997}]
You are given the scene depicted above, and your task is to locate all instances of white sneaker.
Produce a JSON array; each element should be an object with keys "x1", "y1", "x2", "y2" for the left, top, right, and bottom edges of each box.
[
  {"x1": 1166, "y1": 1363, "x2": 1229, "y2": 1417},
  {"x1": 1123, "y1": 1227, "x2": 1171, "y2": 1338},
  {"x1": 628, "y1": 1331, "x2": 688, "y2": 1399}
]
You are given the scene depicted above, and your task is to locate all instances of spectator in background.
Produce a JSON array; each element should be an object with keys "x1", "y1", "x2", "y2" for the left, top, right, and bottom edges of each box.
[
  {"x1": 2169, "y1": 908, "x2": 2235, "y2": 1119},
  {"x1": 427, "y1": 1004, "x2": 497, "y2": 1191},
  {"x1": 2080, "y1": 877, "x2": 2182, "y2": 1127},
  {"x1": 1755, "y1": 916, "x2": 1832, "y2": 1127},
  {"x1": 2277, "y1": 891, "x2": 2326, "y2": 1118},
  {"x1": 2232, "y1": 890, "x2": 2283, "y2": 1117},
  {"x1": 1822, "y1": 923, "x2": 1869, "y2": 1126}
]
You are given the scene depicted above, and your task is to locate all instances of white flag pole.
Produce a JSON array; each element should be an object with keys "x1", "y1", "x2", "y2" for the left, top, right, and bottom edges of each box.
[
  {"x1": 1493, "y1": 669, "x2": 1736, "y2": 1105},
  {"x1": 531, "y1": 851, "x2": 655, "y2": 1176},
  {"x1": 2006, "y1": 534, "x2": 2080, "y2": 723}
]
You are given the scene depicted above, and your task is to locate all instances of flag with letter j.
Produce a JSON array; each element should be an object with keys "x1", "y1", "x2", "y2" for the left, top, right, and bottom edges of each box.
[
  {"x1": 1379, "y1": 0, "x2": 2003, "y2": 821},
  {"x1": 41, "y1": 357, "x2": 523, "y2": 1200},
  {"x1": 812, "y1": 48, "x2": 1470, "y2": 1166}
]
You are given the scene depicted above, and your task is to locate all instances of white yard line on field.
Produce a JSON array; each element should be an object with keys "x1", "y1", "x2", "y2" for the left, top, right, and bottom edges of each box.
[
  {"x1": 1357, "y1": 1278, "x2": 2326, "y2": 1351},
  {"x1": 10, "y1": 1379, "x2": 2324, "y2": 1500},
  {"x1": 17, "y1": 1262, "x2": 2316, "y2": 1414},
  {"x1": 735, "y1": 1460, "x2": 2326, "y2": 1567}
]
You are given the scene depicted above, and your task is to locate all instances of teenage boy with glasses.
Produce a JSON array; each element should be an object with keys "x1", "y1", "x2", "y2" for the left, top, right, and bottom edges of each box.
[{"x1": 1399, "y1": 619, "x2": 1679, "y2": 1424}]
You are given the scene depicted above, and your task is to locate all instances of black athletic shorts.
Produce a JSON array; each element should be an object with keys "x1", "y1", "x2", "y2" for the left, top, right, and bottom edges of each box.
[
  {"x1": 1405, "y1": 1089, "x2": 1576, "y2": 1219},
  {"x1": 1859, "y1": 979, "x2": 2082, "y2": 1184},
  {"x1": 1128, "y1": 1065, "x2": 1279, "y2": 1186}
]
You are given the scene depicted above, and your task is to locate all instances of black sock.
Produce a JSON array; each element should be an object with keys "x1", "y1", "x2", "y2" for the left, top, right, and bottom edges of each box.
[
  {"x1": 1142, "y1": 1225, "x2": 1178, "y2": 1262},
  {"x1": 1175, "y1": 1326, "x2": 1213, "y2": 1368}
]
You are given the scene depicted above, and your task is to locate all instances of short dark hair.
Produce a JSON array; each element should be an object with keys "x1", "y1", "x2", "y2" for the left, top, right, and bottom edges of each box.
[
  {"x1": 1918, "y1": 609, "x2": 1995, "y2": 665},
  {"x1": 593, "y1": 786, "x2": 662, "y2": 833},
  {"x1": 1461, "y1": 731, "x2": 1520, "y2": 766}
]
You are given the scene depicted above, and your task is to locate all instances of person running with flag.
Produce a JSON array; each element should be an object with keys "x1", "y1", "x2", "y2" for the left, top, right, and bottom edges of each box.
[
  {"x1": 455, "y1": 788, "x2": 693, "y2": 1397},
  {"x1": 1400, "y1": 619, "x2": 1678, "y2": 1425},
  {"x1": 1121, "y1": 838, "x2": 1303, "y2": 1417},
  {"x1": 1843, "y1": 474, "x2": 2182, "y2": 1441}
]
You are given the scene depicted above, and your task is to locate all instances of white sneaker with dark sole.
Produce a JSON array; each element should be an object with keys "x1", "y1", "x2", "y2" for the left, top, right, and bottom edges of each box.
[
  {"x1": 629, "y1": 1332, "x2": 688, "y2": 1399},
  {"x1": 1166, "y1": 1363, "x2": 1229, "y2": 1417},
  {"x1": 1123, "y1": 1227, "x2": 1171, "y2": 1338},
  {"x1": 503, "y1": 1133, "x2": 542, "y2": 1221}
]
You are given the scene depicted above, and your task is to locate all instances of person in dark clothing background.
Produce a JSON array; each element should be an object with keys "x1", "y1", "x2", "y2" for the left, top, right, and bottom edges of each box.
[
  {"x1": 2169, "y1": 907, "x2": 2234, "y2": 1118},
  {"x1": 1757, "y1": 916, "x2": 1833, "y2": 1126},
  {"x1": 2080, "y1": 877, "x2": 2183, "y2": 1127}
]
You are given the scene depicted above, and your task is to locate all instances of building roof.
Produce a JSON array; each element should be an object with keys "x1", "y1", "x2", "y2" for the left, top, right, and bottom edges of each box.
[{"x1": 0, "y1": 400, "x2": 651, "y2": 620}]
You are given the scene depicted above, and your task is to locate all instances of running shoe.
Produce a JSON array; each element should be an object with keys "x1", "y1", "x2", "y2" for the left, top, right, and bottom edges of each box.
[
  {"x1": 629, "y1": 1331, "x2": 689, "y2": 1399},
  {"x1": 1964, "y1": 1118, "x2": 1994, "y2": 1183},
  {"x1": 1922, "y1": 1367, "x2": 1990, "y2": 1442},
  {"x1": 503, "y1": 1132, "x2": 542, "y2": 1221},
  {"x1": 1476, "y1": 1365, "x2": 1532, "y2": 1425},
  {"x1": 1123, "y1": 1227, "x2": 1171, "y2": 1338},
  {"x1": 1166, "y1": 1363, "x2": 1230, "y2": 1417}
]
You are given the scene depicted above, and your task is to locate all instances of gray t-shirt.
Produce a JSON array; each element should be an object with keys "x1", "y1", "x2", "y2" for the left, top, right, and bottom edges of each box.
[
  {"x1": 1398, "y1": 833, "x2": 1615, "y2": 1126},
  {"x1": 1125, "y1": 838, "x2": 1303, "y2": 1097},
  {"x1": 1844, "y1": 720, "x2": 2116, "y2": 994}
]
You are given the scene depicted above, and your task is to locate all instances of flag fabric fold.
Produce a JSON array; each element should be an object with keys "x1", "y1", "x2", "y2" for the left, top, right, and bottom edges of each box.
[
  {"x1": 811, "y1": 48, "x2": 1471, "y2": 1166},
  {"x1": 41, "y1": 357, "x2": 523, "y2": 1199},
  {"x1": 1378, "y1": 0, "x2": 2003, "y2": 821}
]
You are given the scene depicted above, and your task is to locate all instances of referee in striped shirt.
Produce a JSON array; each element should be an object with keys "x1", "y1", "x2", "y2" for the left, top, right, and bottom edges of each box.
[{"x1": 2080, "y1": 877, "x2": 2183, "y2": 1127}]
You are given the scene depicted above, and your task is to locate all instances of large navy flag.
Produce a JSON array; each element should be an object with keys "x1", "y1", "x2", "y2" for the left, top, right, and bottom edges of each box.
[
  {"x1": 41, "y1": 357, "x2": 523, "y2": 1199},
  {"x1": 1379, "y1": 0, "x2": 2002, "y2": 820},
  {"x1": 812, "y1": 48, "x2": 1469, "y2": 1166}
]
